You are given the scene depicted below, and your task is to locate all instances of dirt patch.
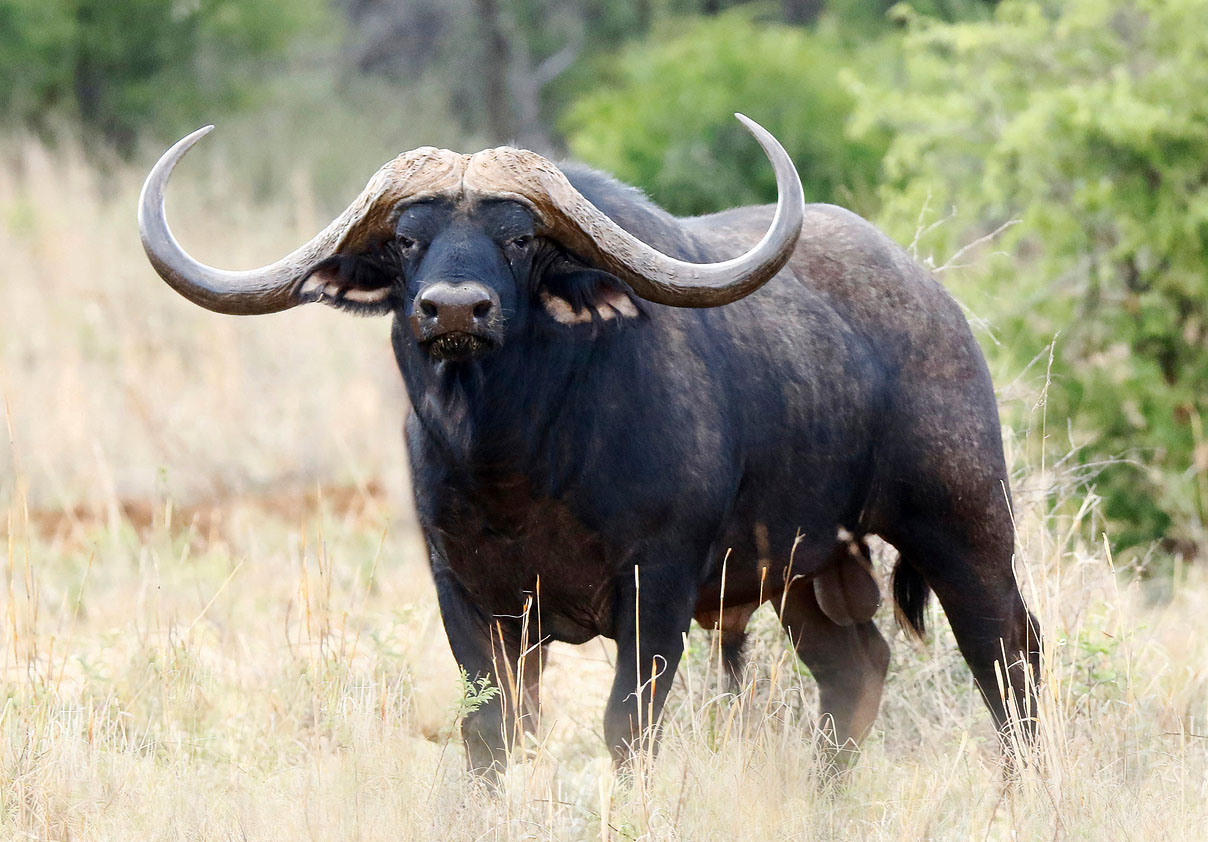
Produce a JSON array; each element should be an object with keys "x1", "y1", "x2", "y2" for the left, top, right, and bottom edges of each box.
[{"x1": 12, "y1": 480, "x2": 392, "y2": 547}]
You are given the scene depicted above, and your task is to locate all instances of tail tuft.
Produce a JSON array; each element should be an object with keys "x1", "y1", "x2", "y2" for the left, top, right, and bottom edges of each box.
[
  {"x1": 892, "y1": 556, "x2": 930, "y2": 639},
  {"x1": 721, "y1": 632, "x2": 748, "y2": 691}
]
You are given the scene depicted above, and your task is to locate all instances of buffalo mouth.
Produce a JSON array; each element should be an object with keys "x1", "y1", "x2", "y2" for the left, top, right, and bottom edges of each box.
[{"x1": 423, "y1": 331, "x2": 495, "y2": 362}]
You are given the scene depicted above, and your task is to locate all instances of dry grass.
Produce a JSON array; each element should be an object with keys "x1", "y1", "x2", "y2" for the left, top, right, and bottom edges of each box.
[
  {"x1": 0, "y1": 133, "x2": 407, "y2": 510},
  {"x1": 2, "y1": 138, "x2": 1207, "y2": 840}
]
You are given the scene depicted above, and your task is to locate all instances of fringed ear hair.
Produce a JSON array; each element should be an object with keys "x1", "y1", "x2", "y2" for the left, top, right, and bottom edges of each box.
[
  {"x1": 296, "y1": 244, "x2": 403, "y2": 315},
  {"x1": 538, "y1": 263, "x2": 642, "y2": 327}
]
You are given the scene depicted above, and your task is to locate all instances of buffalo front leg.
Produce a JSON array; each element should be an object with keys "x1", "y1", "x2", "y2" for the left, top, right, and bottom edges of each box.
[
  {"x1": 604, "y1": 561, "x2": 698, "y2": 768},
  {"x1": 434, "y1": 572, "x2": 545, "y2": 780}
]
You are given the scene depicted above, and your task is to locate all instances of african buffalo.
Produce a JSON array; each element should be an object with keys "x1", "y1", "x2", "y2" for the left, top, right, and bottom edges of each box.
[{"x1": 139, "y1": 116, "x2": 1040, "y2": 777}]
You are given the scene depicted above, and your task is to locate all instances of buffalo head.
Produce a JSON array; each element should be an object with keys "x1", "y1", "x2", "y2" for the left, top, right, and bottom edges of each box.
[{"x1": 137, "y1": 116, "x2": 805, "y2": 365}]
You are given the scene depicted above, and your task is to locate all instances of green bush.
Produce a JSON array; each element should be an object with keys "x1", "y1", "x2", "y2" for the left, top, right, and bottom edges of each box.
[
  {"x1": 850, "y1": 0, "x2": 1208, "y2": 549},
  {"x1": 561, "y1": 9, "x2": 890, "y2": 216},
  {"x1": 0, "y1": 1, "x2": 74, "y2": 123},
  {"x1": 0, "y1": 0, "x2": 331, "y2": 154}
]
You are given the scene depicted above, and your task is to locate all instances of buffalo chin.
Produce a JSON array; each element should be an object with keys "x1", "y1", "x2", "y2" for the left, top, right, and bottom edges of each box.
[{"x1": 424, "y1": 331, "x2": 495, "y2": 362}]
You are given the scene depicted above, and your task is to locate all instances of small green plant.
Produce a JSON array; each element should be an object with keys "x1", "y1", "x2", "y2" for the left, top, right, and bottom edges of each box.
[{"x1": 450, "y1": 667, "x2": 500, "y2": 727}]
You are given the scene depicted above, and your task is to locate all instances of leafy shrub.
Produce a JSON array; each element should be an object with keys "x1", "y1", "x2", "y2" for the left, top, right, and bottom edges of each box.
[
  {"x1": 0, "y1": 0, "x2": 330, "y2": 154},
  {"x1": 850, "y1": 0, "x2": 1208, "y2": 549},
  {"x1": 561, "y1": 9, "x2": 889, "y2": 216}
]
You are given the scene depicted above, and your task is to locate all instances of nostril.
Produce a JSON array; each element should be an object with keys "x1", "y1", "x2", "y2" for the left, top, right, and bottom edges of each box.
[
  {"x1": 472, "y1": 300, "x2": 492, "y2": 319},
  {"x1": 419, "y1": 300, "x2": 438, "y2": 318}
]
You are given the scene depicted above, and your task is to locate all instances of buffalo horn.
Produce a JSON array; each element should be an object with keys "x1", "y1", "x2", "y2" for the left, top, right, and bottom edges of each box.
[
  {"x1": 465, "y1": 114, "x2": 806, "y2": 308},
  {"x1": 137, "y1": 127, "x2": 463, "y2": 315}
]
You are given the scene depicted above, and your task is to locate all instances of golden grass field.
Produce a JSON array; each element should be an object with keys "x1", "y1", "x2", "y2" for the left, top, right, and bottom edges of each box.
[{"x1": 2, "y1": 138, "x2": 1206, "y2": 840}]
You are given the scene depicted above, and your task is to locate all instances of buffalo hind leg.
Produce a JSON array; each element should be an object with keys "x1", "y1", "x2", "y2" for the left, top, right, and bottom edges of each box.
[
  {"x1": 890, "y1": 523, "x2": 1042, "y2": 754},
  {"x1": 779, "y1": 581, "x2": 890, "y2": 768}
]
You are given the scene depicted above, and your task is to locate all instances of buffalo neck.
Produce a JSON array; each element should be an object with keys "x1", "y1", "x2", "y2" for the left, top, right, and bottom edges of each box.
[{"x1": 393, "y1": 313, "x2": 644, "y2": 498}]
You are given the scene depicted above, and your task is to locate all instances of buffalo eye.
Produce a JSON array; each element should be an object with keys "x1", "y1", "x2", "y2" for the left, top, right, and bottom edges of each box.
[
  {"x1": 504, "y1": 235, "x2": 533, "y2": 257},
  {"x1": 396, "y1": 234, "x2": 423, "y2": 259}
]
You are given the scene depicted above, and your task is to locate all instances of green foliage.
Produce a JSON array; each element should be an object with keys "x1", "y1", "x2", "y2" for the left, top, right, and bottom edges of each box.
[
  {"x1": 851, "y1": 0, "x2": 1208, "y2": 547},
  {"x1": 825, "y1": 0, "x2": 996, "y2": 36},
  {"x1": 0, "y1": 0, "x2": 331, "y2": 154},
  {"x1": 0, "y1": 1, "x2": 74, "y2": 121},
  {"x1": 561, "y1": 9, "x2": 890, "y2": 216},
  {"x1": 445, "y1": 668, "x2": 500, "y2": 741}
]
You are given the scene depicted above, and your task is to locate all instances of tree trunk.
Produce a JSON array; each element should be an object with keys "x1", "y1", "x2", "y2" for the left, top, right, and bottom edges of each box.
[
  {"x1": 781, "y1": 0, "x2": 824, "y2": 25},
  {"x1": 471, "y1": 0, "x2": 516, "y2": 142}
]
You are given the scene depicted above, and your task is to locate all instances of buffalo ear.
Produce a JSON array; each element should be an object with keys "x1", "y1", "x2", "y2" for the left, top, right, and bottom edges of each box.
[
  {"x1": 297, "y1": 249, "x2": 398, "y2": 315},
  {"x1": 537, "y1": 263, "x2": 643, "y2": 326}
]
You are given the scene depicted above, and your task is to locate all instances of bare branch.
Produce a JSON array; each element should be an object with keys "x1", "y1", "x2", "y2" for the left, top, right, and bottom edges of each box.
[{"x1": 936, "y1": 218, "x2": 1020, "y2": 275}]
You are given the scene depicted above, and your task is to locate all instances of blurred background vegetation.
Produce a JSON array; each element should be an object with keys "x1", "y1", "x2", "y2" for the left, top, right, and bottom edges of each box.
[{"x1": 1, "y1": 0, "x2": 1204, "y2": 561}]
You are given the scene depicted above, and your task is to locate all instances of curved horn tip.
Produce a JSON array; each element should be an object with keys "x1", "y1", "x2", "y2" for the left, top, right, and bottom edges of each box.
[
  {"x1": 166, "y1": 125, "x2": 216, "y2": 160},
  {"x1": 187, "y1": 124, "x2": 216, "y2": 140},
  {"x1": 733, "y1": 112, "x2": 759, "y2": 130},
  {"x1": 138, "y1": 125, "x2": 216, "y2": 218},
  {"x1": 733, "y1": 113, "x2": 778, "y2": 148}
]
